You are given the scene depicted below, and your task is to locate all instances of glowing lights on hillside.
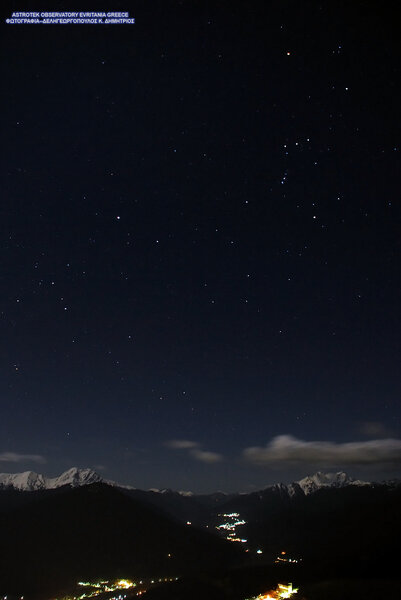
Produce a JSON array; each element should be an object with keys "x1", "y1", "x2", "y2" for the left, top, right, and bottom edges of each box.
[
  {"x1": 216, "y1": 512, "x2": 247, "y2": 543},
  {"x1": 274, "y1": 550, "x2": 302, "y2": 564},
  {"x1": 247, "y1": 582, "x2": 298, "y2": 599},
  {"x1": 57, "y1": 575, "x2": 179, "y2": 599},
  {"x1": 216, "y1": 512, "x2": 266, "y2": 555},
  {"x1": 115, "y1": 579, "x2": 134, "y2": 589}
]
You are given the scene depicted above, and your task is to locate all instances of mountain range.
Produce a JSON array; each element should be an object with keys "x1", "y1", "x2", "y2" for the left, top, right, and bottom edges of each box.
[
  {"x1": 0, "y1": 467, "x2": 400, "y2": 599},
  {"x1": 0, "y1": 466, "x2": 374, "y2": 495},
  {"x1": 0, "y1": 466, "x2": 102, "y2": 491}
]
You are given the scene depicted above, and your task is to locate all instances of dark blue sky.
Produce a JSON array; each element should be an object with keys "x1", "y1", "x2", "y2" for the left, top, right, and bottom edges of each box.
[{"x1": 1, "y1": 1, "x2": 400, "y2": 492}]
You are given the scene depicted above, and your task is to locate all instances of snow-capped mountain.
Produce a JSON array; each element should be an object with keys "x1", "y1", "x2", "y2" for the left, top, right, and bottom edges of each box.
[
  {"x1": 294, "y1": 471, "x2": 369, "y2": 495},
  {"x1": 148, "y1": 488, "x2": 194, "y2": 497},
  {"x1": 257, "y1": 471, "x2": 371, "y2": 498},
  {"x1": 0, "y1": 467, "x2": 102, "y2": 491},
  {"x1": 0, "y1": 467, "x2": 376, "y2": 495}
]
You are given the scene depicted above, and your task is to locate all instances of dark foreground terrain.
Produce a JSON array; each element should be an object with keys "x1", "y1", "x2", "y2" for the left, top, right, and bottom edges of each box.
[
  {"x1": 0, "y1": 480, "x2": 400, "y2": 599},
  {"x1": 0, "y1": 483, "x2": 242, "y2": 597}
]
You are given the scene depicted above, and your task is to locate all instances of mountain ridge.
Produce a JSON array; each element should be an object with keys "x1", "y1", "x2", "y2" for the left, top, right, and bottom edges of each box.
[
  {"x1": 0, "y1": 467, "x2": 388, "y2": 496},
  {"x1": 0, "y1": 467, "x2": 102, "y2": 491}
]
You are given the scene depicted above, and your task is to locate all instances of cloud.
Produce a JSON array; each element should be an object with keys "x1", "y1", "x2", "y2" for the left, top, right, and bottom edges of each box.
[
  {"x1": 190, "y1": 448, "x2": 223, "y2": 463},
  {"x1": 243, "y1": 435, "x2": 401, "y2": 466},
  {"x1": 359, "y1": 421, "x2": 393, "y2": 438},
  {"x1": 0, "y1": 452, "x2": 46, "y2": 464},
  {"x1": 166, "y1": 439, "x2": 200, "y2": 449},
  {"x1": 166, "y1": 439, "x2": 223, "y2": 463}
]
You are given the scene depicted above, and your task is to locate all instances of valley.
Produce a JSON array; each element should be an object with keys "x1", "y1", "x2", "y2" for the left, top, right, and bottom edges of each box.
[{"x1": 0, "y1": 469, "x2": 399, "y2": 599}]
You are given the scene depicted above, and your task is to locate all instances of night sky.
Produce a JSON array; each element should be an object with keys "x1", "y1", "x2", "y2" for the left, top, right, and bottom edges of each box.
[{"x1": 1, "y1": 1, "x2": 400, "y2": 492}]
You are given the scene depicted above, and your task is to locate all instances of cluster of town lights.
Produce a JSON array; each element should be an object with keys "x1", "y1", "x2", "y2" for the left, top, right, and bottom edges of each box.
[
  {"x1": 78, "y1": 578, "x2": 135, "y2": 590},
  {"x1": 216, "y1": 512, "x2": 247, "y2": 543},
  {"x1": 275, "y1": 551, "x2": 301, "y2": 564},
  {"x1": 248, "y1": 583, "x2": 298, "y2": 599},
  {"x1": 55, "y1": 576, "x2": 178, "y2": 599}
]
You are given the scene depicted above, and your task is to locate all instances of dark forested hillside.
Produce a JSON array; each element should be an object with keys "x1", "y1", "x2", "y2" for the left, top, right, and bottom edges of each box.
[{"x1": 0, "y1": 483, "x2": 243, "y2": 597}]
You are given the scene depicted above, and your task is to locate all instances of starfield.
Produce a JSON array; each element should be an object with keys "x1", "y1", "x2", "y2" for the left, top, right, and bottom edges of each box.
[{"x1": 1, "y1": 1, "x2": 399, "y2": 598}]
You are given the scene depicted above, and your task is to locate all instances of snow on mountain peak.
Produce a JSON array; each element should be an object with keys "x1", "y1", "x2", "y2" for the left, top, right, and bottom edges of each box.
[
  {"x1": 296, "y1": 471, "x2": 369, "y2": 494},
  {"x1": 49, "y1": 467, "x2": 102, "y2": 488},
  {"x1": 0, "y1": 468, "x2": 102, "y2": 491},
  {"x1": 0, "y1": 470, "x2": 46, "y2": 491},
  {"x1": 178, "y1": 490, "x2": 194, "y2": 497},
  {"x1": 0, "y1": 467, "x2": 373, "y2": 495}
]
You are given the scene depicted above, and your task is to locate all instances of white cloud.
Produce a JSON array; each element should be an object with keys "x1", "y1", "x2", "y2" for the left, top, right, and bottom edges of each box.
[
  {"x1": 166, "y1": 439, "x2": 200, "y2": 449},
  {"x1": 190, "y1": 448, "x2": 223, "y2": 463},
  {"x1": 166, "y1": 439, "x2": 223, "y2": 463},
  {"x1": 243, "y1": 435, "x2": 401, "y2": 466},
  {"x1": 0, "y1": 452, "x2": 46, "y2": 464}
]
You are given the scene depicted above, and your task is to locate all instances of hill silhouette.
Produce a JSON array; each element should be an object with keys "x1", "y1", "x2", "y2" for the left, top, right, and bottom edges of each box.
[{"x1": 0, "y1": 482, "x2": 243, "y2": 597}]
